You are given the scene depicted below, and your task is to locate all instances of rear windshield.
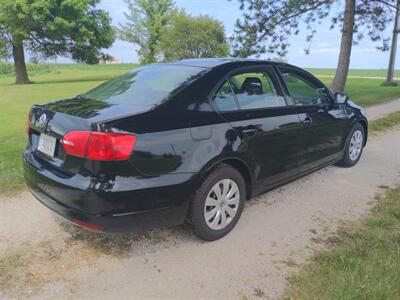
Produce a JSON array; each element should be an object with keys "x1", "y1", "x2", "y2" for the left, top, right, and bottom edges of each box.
[{"x1": 81, "y1": 64, "x2": 208, "y2": 106}]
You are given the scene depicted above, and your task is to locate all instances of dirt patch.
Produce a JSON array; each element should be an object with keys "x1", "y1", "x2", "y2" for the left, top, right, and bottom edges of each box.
[{"x1": 0, "y1": 233, "x2": 100, "y2": 298}]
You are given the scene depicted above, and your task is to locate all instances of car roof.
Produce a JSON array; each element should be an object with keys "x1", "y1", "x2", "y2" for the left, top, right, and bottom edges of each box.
[{"x1": 168, "y1": 58, "x2": 286, "y2": 69}]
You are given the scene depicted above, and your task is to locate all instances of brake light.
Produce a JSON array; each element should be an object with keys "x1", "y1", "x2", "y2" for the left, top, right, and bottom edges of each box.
[{"x1": 62, "y1": 131, "x2": 136, "y2": 161}]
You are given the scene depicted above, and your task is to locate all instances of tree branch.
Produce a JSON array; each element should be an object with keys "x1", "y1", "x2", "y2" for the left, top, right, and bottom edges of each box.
[
  {"x1": 255, "y1": 0, "x2": 332, "y2": 44},
  {"x1": 372, "y1": 0, "x2": 398, "y2": 10}
]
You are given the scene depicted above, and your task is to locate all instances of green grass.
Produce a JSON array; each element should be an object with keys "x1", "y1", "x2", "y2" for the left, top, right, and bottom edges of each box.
[
  {"x1": 0, "y1": 64, "x2": 400, "y2": 196},
  {"x1": 369, "y1": 111, "x2": 400, "y2": 132},
  {"x1": 0, "y1": 62, "x2": 138, "y2": 77},
  {"x1": 0, "y1": 62, "x2": 56, "y2": 77},
  {"x1": 285, "y1": 186, "x2": 400, "y2": 300},
  {"x1": 0, "y1": 64, "x2": 136, "y2": 196},
  {"x1": 320, "y1": 77, "x2": 400, "y2": 107},
  {"x1": 306, "y1": 68, "x2": 400, "y2": 78}
]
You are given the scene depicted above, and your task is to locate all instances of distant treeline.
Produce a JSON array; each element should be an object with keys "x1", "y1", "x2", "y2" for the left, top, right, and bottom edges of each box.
[
  {"x1": 0, "y1": 63, "x2": 55, "y2": 76},
  {"x1": 0, "y1": 63, "x2": 139, "y2": 77}
]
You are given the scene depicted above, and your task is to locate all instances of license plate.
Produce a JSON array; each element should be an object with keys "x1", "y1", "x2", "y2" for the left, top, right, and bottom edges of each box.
[{"x1": 37, "y1": 134, "x2": 57, "y2": 157}]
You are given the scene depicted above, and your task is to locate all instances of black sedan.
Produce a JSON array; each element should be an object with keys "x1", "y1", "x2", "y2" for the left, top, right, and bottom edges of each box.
[{"x1": 24, "y1": 59, "x2": 367, "y2": 241}]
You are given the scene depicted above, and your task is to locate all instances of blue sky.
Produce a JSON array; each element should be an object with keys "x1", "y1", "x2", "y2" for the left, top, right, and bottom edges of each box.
[{"x1": 97, "y1": 0, "x2": 396, "y2": 69}]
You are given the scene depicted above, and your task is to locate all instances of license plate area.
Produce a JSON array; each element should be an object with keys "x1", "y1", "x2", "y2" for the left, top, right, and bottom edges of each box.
[{"x1": 37, "y1": 133, "x2": 57, "y2": 157}]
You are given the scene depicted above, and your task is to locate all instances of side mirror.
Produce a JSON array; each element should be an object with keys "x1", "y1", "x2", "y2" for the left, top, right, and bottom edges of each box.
[{"x1": 335, "y1": 92, "x2": 349, "y2": 104}]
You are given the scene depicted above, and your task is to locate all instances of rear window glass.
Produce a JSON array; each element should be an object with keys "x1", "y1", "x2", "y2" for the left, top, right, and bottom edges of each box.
[{"x1": 81, "y1": 64, "x2": 208, "y2": 106}]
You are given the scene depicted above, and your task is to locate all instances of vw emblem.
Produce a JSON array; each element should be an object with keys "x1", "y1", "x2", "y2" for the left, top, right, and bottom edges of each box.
[{"x1": 38, "y1": 113, "x2": 47, "y2": 128}]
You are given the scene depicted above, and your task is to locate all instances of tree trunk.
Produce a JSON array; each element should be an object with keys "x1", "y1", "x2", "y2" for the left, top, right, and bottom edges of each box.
[
  {"x1": 386, "y1": 0, "x2": 400, "y2": 84},
  {"x1": 331, "y1": 0, "x2": 356, "y2": 92},
  {"x1": 12, "y1": 37, "x2": 31, "y2": 84}
]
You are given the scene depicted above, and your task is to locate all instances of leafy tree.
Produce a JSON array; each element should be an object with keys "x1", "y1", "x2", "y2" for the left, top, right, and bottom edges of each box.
[
  {"x1": 119, "y1": 0, "x2": 176, "y2": 64},
  {"x1": 100, "y1": 53, "x2": 115, "y2": 63},
  {"x1": 231, "y1": 0, "x2": 396, "y2": 92},
  {"x1": 0, "y1": 0, "x2": 116, "y2": 84},
  {"x1": 159, "y1": 11, "x2": 229, "y2": 61},
  {"x1": 0, "y1": 38, "x2": 10, "y2": 61}
]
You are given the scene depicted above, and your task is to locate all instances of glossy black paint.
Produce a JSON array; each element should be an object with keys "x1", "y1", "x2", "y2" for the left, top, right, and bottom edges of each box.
[{"x1": 23, "y1": 58, "x2": 368, "y2": 232}]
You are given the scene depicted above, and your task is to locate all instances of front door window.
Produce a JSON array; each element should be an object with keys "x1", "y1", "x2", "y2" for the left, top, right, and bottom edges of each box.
[{"x1": 279, "y1": 68, "x2": 332, "y2": 106}]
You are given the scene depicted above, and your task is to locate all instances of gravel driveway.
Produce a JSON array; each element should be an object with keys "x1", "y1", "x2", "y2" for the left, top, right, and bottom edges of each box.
[{"x1": 1, "y1": 99, "x2": 400, "y2": 299}]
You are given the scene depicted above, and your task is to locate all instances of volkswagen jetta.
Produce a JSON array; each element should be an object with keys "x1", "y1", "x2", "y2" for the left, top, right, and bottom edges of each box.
[{"x1": 24, "y1": 59, "x2": 368, "y2": 241}]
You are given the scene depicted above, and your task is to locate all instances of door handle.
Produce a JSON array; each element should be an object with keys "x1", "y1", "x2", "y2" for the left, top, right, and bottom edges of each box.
[
  {"x1": 302, "y1": 116, "x2": 312, "y2": 126},
  {"x1": 242, "y1": 128, "x2": 257, "y2": 135},
  {"x1": 240, "y1": 124, "x2": 262, "y2": 136}
]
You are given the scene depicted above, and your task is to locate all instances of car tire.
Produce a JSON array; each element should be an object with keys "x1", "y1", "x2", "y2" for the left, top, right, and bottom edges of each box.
[
  {"x1": 337, "y1": 123, "x2": 365, "y2": 168},
  {"x1": 189, "y1": 164, "x2": 246, "y2": 241}
]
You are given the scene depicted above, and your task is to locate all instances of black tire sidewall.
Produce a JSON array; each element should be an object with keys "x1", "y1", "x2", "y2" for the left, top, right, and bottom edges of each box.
[
  {"x1": 189, "y1": 165, "x2": 246, "y2": 241},
  {"x1": 340, "y1": 123, "x2": 365, "y2": 167}
]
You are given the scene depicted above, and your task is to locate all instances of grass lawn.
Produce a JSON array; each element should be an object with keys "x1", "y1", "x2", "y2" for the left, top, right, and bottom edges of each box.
[
  {"x1": 369, "y1": 111, "x2": 400, "y2": 132},
  {"x1": 322, "y1": 77, "x2": 400, "y2": 107},
  {"x1": 0, "y1": 64, "x2": 136, "y2": 196},
  {"x1": 0, "y1": 64, "x2": 400, "y2": 196},
  {"x1": 285, "y1": 185, "x2": 400, "y2": 299},
  {"x1": 306, "y1": 68, "x2": 400, "y2": 78}
]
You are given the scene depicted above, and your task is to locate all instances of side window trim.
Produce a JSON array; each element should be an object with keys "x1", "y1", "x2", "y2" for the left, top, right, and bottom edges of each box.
[
  {"x1": 210, "y1": 79, "x2": 240, "y2": 112},
  {"x1": 276, "y1": 66, "x2": 334, "y2": 106},
  {"x1": 226, "y1": 79, "x2": 241, "y2": 109},
  {"x1": 209, "y1": 65, "x2": 290, "y2": 113}
]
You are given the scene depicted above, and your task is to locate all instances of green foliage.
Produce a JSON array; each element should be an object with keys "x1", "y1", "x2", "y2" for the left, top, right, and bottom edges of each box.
[
  {"x1": 231, "y1": 0, "x2": 396, "y2": 57},
  {"x1": 0, "y1": 38, "x2": 10, "y2": 60},
  {"x1": 0, "y1": 62, "x2": 139, "y2": 77},
  {"x1": 100, "y1": 53, "x2": 115, "y2": 63},
  {"x1": 285, "y1": 186, "x2": 400, "y2": 299},
  {"x1": 159, "y1": 11, "x2": 229, "y2": 61},
  {"x1": 0, "y1": 0, "x2": 115, "y2": 72},
  {"x1": 119, "y1": 0, "x2": 176, "y2": 64},
  {"x1": 0, "y1": 62, "x2": 16, "y2": 75},
  {"x1": 0, "y1": 62, "x2": 56, "y2": 76}
]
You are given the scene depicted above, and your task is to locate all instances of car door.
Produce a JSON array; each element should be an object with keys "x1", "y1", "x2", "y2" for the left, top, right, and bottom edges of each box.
[
  {"x1": 210, "y1": 65, "x2": 305, "y2": 192},
  {"x1": 276, "y1": 66, "x2": 351, "y2": 170}
]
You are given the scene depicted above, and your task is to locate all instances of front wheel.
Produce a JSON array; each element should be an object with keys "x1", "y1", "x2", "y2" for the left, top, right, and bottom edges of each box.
[
  {"x1": 337, "y1": 123, "x2": 365, "y2": 168},
  {"x1": 189, "y1": 165, "x2": 246, "y2": 241}
]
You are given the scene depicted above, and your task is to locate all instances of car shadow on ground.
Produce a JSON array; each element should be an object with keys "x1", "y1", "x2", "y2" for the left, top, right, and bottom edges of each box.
[{"x1": 56, "y1": 217, "x2": 201, "y2": 258}]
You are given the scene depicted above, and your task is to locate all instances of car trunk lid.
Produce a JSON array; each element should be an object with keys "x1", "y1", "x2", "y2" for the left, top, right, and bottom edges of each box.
[{"x1": 27, "y1": 98, "x2": 149, "y2": 175}]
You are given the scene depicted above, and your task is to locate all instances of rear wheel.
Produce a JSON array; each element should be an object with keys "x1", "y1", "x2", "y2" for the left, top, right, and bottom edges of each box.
[
  {"x1": 337, "y1": 123, "x2": 365, "y2": 167},
  {"x1": 189, "y1": 165, "x2": 245, "y2": 241}
]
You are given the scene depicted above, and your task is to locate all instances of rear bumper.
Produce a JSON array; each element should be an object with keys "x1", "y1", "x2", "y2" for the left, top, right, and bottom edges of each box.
[
  {"x1": 23, "y1": 149, "x2": 196, "y2": 233},
  {"x1": 29, "y1": 188, "x2": 189, "y2": 232}
]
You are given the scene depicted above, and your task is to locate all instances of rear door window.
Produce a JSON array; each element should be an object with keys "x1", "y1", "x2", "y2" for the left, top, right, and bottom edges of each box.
[{"x1": 229, "y1": 71, "x2": 286, "y2": 109}]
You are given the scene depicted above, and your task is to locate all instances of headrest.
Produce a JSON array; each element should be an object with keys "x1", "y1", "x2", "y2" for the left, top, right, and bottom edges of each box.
[{"x1": 240, "y1": 77, "x2": 263, "y2": 95}]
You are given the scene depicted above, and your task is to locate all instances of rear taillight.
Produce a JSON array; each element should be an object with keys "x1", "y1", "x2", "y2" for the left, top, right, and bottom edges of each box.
[{"x1": 61, "y1": 131, "x2": 136, "y2": 161}]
